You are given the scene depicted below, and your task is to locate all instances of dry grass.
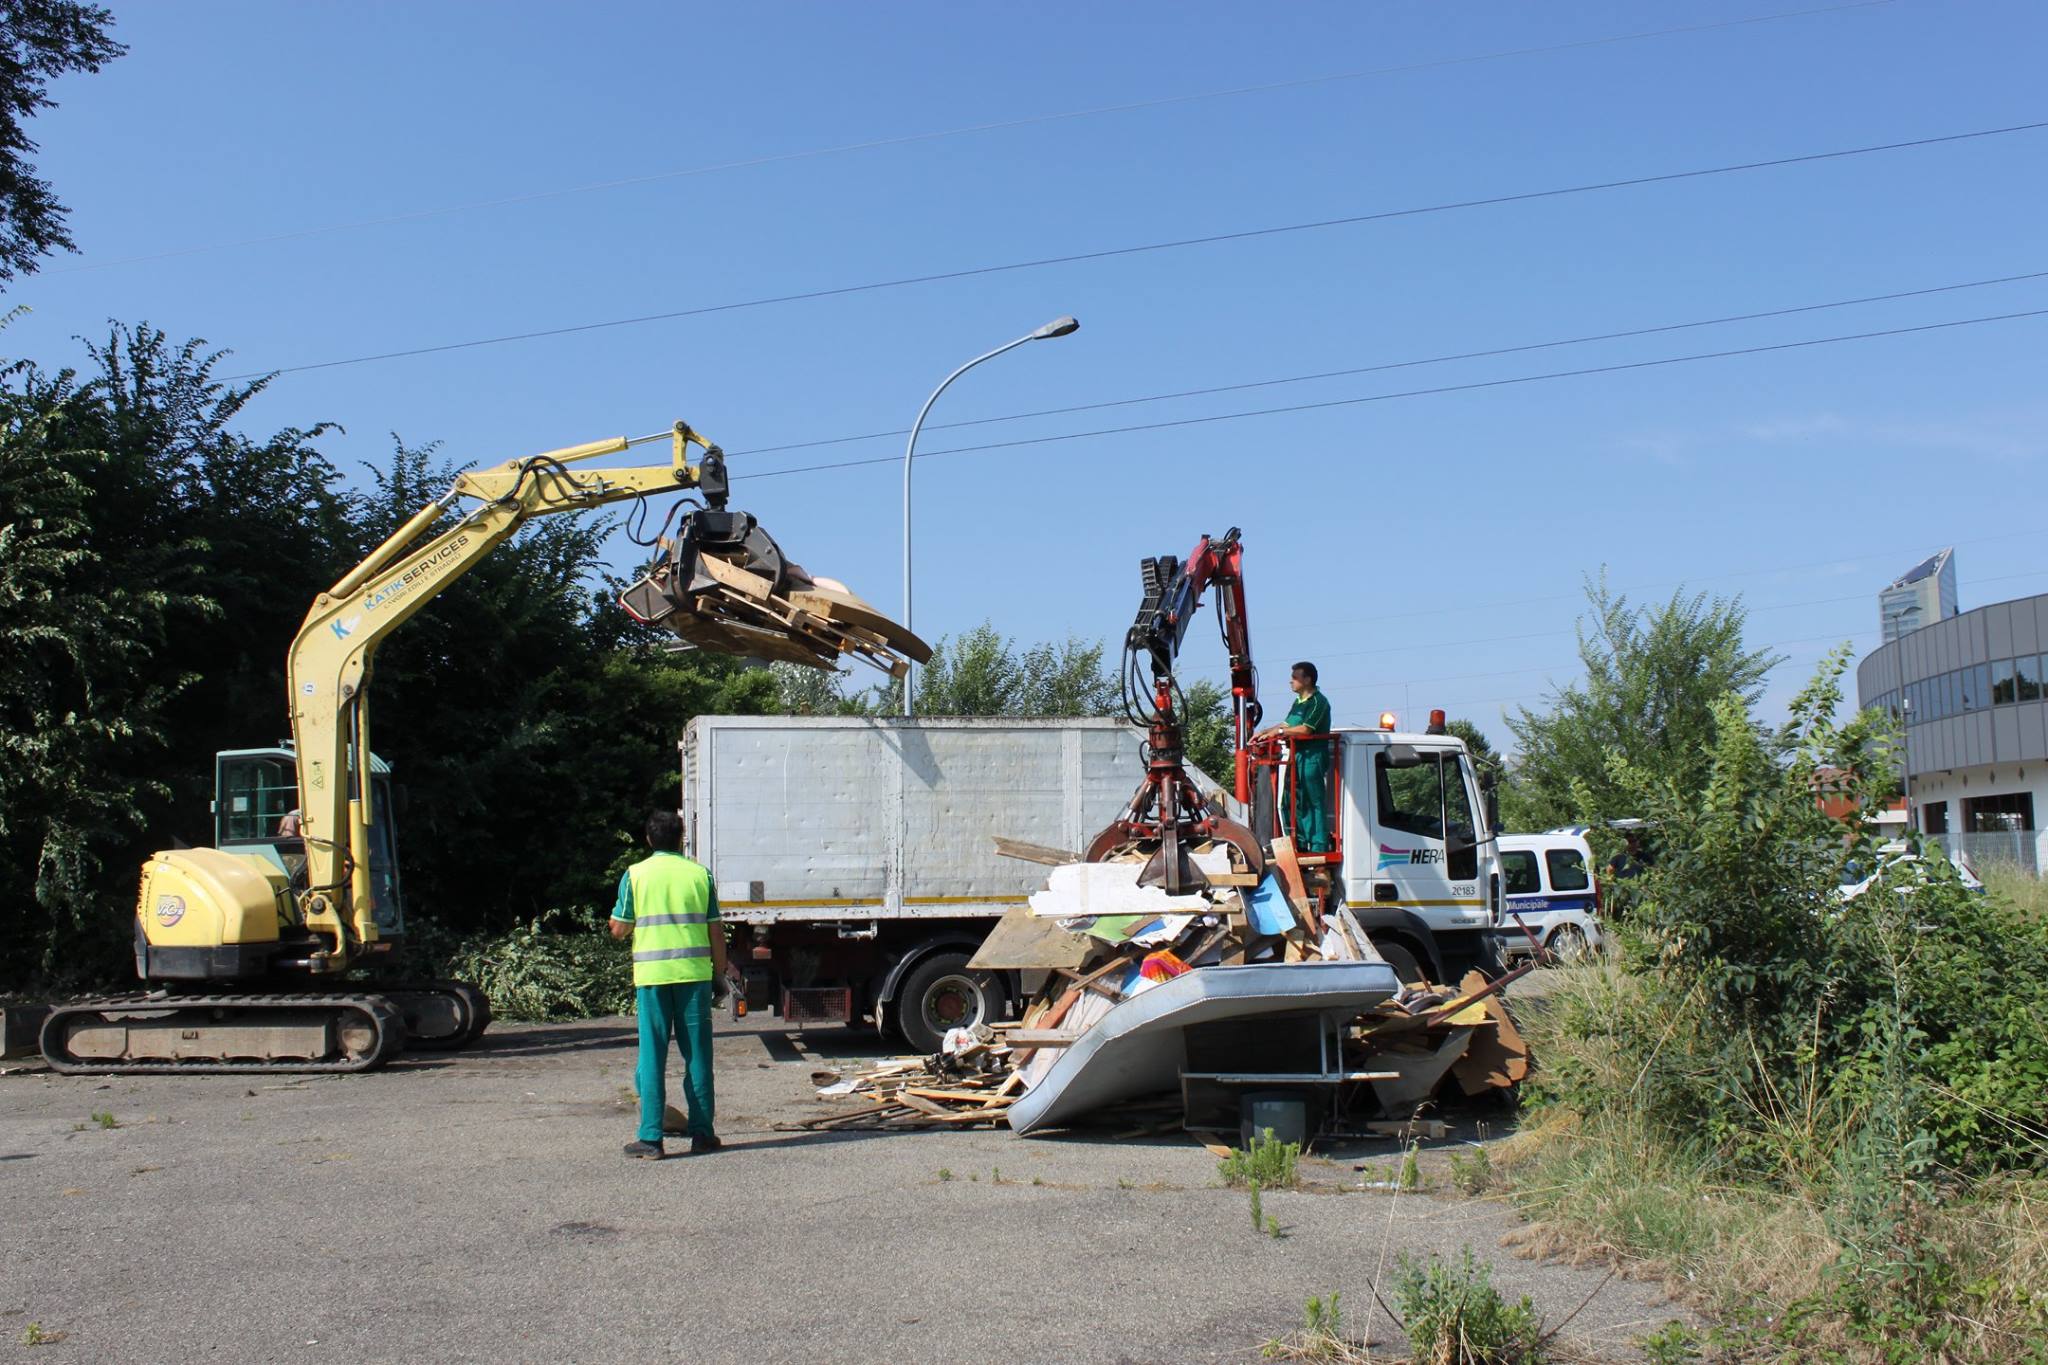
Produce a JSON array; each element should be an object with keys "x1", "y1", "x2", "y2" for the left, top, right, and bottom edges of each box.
[{"x1": 1984, "y1": 865, "x2": 2047, "y2": 923}]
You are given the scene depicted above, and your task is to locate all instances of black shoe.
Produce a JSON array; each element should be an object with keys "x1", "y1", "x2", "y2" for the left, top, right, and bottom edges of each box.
[
  {"x1": 689, "y1": 1134, "x2": 722, "y2": 1156},
  {"x1": 623, "y1": 1140, "x2": 665, "y2": 1160}
]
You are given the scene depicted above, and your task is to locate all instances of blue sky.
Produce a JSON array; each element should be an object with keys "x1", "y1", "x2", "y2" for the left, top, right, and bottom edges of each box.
[{"x1": 13, "y1": 1, "x2": 2046, "y2": 745}]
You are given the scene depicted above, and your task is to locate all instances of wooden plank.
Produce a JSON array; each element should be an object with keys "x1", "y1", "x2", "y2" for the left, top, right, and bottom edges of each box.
[
  {"x1": 1055, "y1": 953, "x2": 1136, "y2": 993},
  {"x1": 992, "y1": 836, "x2": 1081, "y2": 866},
  {"x1": 1009, "y1": 985, "x2": 1081, "y2": 1066},
  {"x1": 999, "y1": 1029, "x2": 1079, "y2": 1048},
  {"x1": 692, "y1": 552, "x2": 776, "y2": 600},
  {"x1": 1269, "y1": 836, "x2": 1310, "y2": 906},
  {"x1": 893, "y1": 1090, "x2": 957, "y2": 1119},
  {"x1": 788, "y1": 589, "x2": 934, "y2": 663},
  {"x1": 903, "y1": 1087, "x2": 1012, "y2": 1105},
  {"x1": 1204, "y1": 872, "x2": 1260, "y2": 887}
]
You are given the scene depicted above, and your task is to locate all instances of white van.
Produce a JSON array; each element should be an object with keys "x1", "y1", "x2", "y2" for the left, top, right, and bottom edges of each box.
[{"x1": 1497, "y1": 830, "x2": 1603, "y2": 962}]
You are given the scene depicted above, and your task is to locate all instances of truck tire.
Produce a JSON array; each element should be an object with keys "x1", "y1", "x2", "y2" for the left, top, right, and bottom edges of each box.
[
  {"x1": 893, "y1": 952, "x2": 1008, "y2": 1056},
  {"x1": 1374, "y1": 940, "x2": 1426, "y2": 986}
]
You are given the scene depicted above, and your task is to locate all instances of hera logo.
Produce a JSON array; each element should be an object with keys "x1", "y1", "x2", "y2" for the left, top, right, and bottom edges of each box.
[
  {"x1": 155, "y1": 894, "x2": 186, "y2": 927},
  {"x1": 1377, "y1": 843, "x2": 1443, "y2": 871}
]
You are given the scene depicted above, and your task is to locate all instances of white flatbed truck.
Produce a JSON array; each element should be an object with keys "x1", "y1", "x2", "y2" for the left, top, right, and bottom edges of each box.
[{"x1": 681, "y1": 714, "x2": 1503, "y2": 1053}]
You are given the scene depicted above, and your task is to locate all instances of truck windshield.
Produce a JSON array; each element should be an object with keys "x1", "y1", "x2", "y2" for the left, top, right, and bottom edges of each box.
[{"x1": 1376, "y1": 749, "x2": 1480, "y2": 880}]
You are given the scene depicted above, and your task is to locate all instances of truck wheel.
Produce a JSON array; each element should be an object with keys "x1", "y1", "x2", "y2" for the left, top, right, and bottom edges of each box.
[
  {"x1": 1374, "y1": 940, "x2": 1426, "y2": 986},
  {"x1": 894, "y1": 952, "x2": 1008, "y2": 1056}
]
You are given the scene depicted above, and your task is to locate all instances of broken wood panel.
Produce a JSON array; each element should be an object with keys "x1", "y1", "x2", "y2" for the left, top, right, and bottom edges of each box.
[
  {"x1": 967, "y1": 906, "x2": 1094, "y2": 972},
  {"x1": 992, "y1": 836, "x2": 1082, "y2": 866}
]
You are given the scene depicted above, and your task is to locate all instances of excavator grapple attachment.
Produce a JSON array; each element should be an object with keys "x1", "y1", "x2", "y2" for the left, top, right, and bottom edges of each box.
[{"x1": 620, "y1": 508, "x2": 931, "y2": 677}]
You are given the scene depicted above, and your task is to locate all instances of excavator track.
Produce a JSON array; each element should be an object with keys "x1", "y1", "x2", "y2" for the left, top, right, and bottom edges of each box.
[
  {"x1": 376, "y1": 979, "x2": 492, "y2": 1051},
  {"x1": 39, "y1": 992, "x2": 405, "y2": 1075}
]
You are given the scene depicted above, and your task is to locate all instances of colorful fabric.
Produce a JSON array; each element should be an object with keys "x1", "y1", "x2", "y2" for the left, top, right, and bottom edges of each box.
[
  {"x1": 635, "y1": 980, "x2": 715, "y2": 1142},
  {"x1": 612, "y1": 851, "x2": 719, "y2": 986},
  {"x1": 1139, "y1": 950, "x2": 1190, "y2": 981}
]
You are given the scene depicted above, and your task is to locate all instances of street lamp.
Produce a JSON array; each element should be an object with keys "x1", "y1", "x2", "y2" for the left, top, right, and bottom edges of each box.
[{"x1": 901, "y1": 316, "x2": 1080, "y2": 717}]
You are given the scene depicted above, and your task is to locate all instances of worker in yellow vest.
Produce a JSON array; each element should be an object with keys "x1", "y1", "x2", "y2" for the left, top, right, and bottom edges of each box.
[{"x1": 610, "y1": 809, "x2": 729, "y2": 1159}]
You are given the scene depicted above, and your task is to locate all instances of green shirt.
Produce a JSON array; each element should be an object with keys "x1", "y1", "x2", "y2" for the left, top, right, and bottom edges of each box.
[
  {"x1": 1286, "y1": 689, "x2": 1333, "y2": 771},
  {"x1": 611, "y1": 851, "x2": 720, "y2": 986}
]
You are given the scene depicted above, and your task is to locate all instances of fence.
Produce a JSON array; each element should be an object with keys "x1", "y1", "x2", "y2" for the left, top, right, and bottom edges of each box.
[{"x1": 1932, "y1": 830, "x2": 2041, "y2": 877}]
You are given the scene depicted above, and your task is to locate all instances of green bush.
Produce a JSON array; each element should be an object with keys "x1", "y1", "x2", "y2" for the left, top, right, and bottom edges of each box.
[
  {"x1": 1392, "y1": 1247, "x2": 1545, "y2": 1364},
  {"x1": 411, "y1": 913, "x2": 635, "y2": 1021}
]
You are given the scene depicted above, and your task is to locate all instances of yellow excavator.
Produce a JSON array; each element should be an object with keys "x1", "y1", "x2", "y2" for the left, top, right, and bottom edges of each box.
[{"x1": 40, "y1": 420, "x2": 928, "y2": 1073}]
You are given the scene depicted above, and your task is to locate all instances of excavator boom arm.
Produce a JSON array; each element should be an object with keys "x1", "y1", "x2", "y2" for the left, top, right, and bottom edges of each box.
[{"x1": 285, "y1": 423, "x2": 714, "y2": 959}]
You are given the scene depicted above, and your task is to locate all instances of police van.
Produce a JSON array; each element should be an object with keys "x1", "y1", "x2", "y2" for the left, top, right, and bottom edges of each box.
[{"x1": 1497, "y1": 829, "x2": 1602, "y2": 963}]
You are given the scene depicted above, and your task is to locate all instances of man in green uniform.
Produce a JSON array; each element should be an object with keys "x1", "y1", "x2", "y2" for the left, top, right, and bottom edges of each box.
[
  {"x1": 610, "y1": 809, "x2": 729, "y2": 1159},
  {"x1": 1256, "y1": 661, "x2": 1334, "y2": 852}
]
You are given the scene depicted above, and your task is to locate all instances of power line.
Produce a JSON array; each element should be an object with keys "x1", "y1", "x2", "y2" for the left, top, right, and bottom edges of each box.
[
  {"x1": 730, "y1": 268, "x2": 2048, "y2": 457},
  {"x1": 1264, "y1": 529, "x2": 2048, "y2": 638},
  {"x1": 1234, "y1": 570, "x2": 2048, "y2": 688},
  {"x1": 729, "y1": 307, "x2": 2048, "y2": 481},
  {"x1": 55, "y1": 0, "x2": 1890, "y2": 278},
  {"x1": 224, "y1": 118, "x2": 2046, "y2": 382}
]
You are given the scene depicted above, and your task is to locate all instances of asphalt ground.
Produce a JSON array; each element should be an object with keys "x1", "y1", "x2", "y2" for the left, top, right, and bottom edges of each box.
[{"x1": 0, "y1": 1004, "x2": 1679, "y2": 1363}]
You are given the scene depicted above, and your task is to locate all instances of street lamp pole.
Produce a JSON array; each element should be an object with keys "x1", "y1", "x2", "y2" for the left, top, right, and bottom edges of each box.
[{"x1": 902, "y1": 316, "x2": 1080, "y2": 717}]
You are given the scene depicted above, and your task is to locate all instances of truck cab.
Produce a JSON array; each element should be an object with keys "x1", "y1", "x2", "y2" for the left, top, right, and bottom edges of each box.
[{"x1": 1245, "y1": 720, "x2": 1503, "y2": 983}]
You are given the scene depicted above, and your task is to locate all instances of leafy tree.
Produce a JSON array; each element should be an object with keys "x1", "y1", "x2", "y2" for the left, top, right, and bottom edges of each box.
[
  {"x1": 1179, "y1": 678, "x2": 1234, "y2": 786},
  {"x1": 1507, "y1": 574, "x2": 1780, "y2": 830},
  {"x1": 771, "y1": 660, "x2": 906, "y2": 717},
  {"x1": 0, "y1": 325, "x2": 343, "y2": 984},
  {"x1": 1444, "y1": 718, "x2": 1505, "y2": 825},
  {"x1": 1014, "y1": 636, "x2": 1115, "y2": 716},
  {"x1": 0, "y1": 0, "x2": 124, "y2": 283},
  {"x1": 914, "y1": 621, "x2": 1117, "y2": 719},
  {"x1": 0, "y1": 359, "x2": 195, "y2": 981},
  {"x1": 915, "y1": 622, "x2": 1021, "y2": 716},
  {"x1": 50, "y1": 326, "x2": 351, "y2": 834}
]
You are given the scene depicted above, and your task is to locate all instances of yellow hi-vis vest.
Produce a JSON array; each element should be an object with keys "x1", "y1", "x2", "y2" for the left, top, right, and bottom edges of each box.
[{"x1": 623, "y1": 853, "x2": 716, "y2": 987}]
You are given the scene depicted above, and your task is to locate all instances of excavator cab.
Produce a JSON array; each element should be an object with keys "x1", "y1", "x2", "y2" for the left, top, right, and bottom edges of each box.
[{"x1": 214, "y1": 746, "x2": 405, "y2": 937}]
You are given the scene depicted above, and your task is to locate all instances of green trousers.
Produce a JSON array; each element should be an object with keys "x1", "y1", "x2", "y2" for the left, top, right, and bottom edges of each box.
[
  {"x1": 635, "y1": 981, "x2": 715, "y2": 1143},
  {"x1": 1287, "y1": 756, "x2": 1333, "y2": 853}
]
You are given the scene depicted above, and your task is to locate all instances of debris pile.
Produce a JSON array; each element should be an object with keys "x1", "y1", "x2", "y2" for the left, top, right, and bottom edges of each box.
[
  {"x1": 789, "y1": 1033, "x2": 1025, "y2": 1132},
  {"x1": 791, "y1": 835, "x2": 1531, "y2": 1138}
]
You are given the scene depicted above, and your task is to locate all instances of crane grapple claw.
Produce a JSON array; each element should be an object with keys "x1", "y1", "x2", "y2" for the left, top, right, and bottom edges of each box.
[{"x1": 618, "y1": 508, "x2": 932, "y2": 677}]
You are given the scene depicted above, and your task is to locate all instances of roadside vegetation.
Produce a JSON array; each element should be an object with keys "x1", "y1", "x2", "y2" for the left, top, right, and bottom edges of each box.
[{"x1": 1494, "y1": 601, "x2": 2048, "y2": 1361}]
